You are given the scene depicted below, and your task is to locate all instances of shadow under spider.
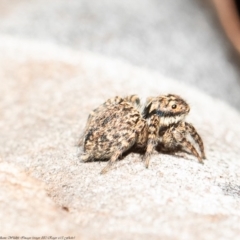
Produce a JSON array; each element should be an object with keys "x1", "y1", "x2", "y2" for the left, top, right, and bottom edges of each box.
[{"x1": 82, "y1": 143, "x2": 191, "y2": 164}]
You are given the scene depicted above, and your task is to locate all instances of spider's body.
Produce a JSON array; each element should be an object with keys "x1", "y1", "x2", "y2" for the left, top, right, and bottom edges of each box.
[
  {"x1": 79, "y1": 94, "x2": 206, "y2": 173},
  {"x1": 80, "y1": 95, "x2": 148, "y2": 173}
]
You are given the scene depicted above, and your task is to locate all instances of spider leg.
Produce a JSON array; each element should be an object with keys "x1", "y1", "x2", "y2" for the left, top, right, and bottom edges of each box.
[
  {"x1": 77, "y1": 134, "x2": 84, "y2": 146},
  {"x1": 81, "y1": 153, "x2": 92, "y2": 162},
  {"x1": 78, "y1": 111, "x2": 97, "y2": 147},
  {"x1": 185, "y1": 122, "x2": 206, "y2": 159},
  {"x1": 124, "y1": 95, "x2": 141, "y2": 109},
  {"x1": 178, "y1": 137, "x2": 203, "y2": 164},
  {"x1": 100, "y1": 150, "x2": 122, "y2": 174},
  {"x1": 134, "y1": 118, "x2": 148, "y2": 148},
  {"x1": 144, "y1": 114, "x2": 160, "y2": 168},
  {"x1": 104, "y1": 96, "x2": 124, "y2": 106},
  {"x1": 100, "y1": 132, "x2": 137, "y2": 174},
  {"x1": 161, "y1": 123, "x2": 204, "y2": 164}
]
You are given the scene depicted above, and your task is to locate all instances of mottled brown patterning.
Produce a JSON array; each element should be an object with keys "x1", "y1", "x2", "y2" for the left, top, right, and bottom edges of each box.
[
  {"x1": 158, "y1": 122, "x2": 206, "y2": 163},
  {"x1": 80, "y1": 95, "x2": 148, "y2": 174},
  {"x1": 79, "y1": 94, "x2": 206, "y2": 174}
]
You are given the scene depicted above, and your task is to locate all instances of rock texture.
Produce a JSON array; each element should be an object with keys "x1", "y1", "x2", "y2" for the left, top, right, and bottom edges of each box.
[
  {"x1": 0, "y1": 35, "x2": 240, "y2": 239},
  {"x1": 0, "y1": 161, "x2": 79, "y2": 236}
]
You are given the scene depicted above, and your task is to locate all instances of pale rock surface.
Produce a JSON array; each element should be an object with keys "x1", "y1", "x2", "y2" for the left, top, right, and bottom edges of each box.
[
  {"x1": 0, "y1": 35, "x2": 240, "y2": 239},
  {"x1": 0, "y1": 161, "x2": 79, "y2": 236}
]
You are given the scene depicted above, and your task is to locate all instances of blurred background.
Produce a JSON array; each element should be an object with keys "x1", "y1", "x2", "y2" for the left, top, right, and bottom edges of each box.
[{"x1": 0, "y1": 0, "x2": 240, "y2": 110}]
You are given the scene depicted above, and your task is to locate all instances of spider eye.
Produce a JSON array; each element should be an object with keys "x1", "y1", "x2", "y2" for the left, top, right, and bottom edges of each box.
[{"x1": 172, "y1": 104, "x2": 177, "y2": 109}]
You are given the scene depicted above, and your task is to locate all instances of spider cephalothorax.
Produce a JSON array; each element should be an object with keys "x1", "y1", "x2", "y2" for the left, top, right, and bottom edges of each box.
[
  {"x1": 143, "y1": 94, "x2": 190, "y2": 126},
  {"x1": 79, "y1": 94, "x2": 206, "y2": 173}
]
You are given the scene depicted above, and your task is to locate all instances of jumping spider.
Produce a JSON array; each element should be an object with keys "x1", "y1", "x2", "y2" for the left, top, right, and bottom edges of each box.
[{"x1": 79, "y1": 94, "x2": 206, "y2": 174}]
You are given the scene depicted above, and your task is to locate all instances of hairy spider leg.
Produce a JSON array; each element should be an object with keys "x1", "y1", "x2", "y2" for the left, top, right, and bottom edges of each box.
[
  {"x1": 185, "y1": 122, "x2": 206, "y2": 159},
  {"x1": 144, "y1": 114, "x2": 160, "y2": 168},
  {"x1": 100, "y1": 132, "x2": 137, "y2": 174}
]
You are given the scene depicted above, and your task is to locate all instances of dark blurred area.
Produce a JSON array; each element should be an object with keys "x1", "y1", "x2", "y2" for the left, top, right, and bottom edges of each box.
[
  {"x1": 235, "y1": 0, "x2": 240, "y2": 16},
  {"x1": 0, "y1": 0, "x2": 240, "y2": 110}
]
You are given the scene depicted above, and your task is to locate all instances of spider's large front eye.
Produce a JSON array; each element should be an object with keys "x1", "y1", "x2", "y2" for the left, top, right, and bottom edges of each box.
[{"x1": 172, "y1": 104, "x2": 177, "y2": 109}]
